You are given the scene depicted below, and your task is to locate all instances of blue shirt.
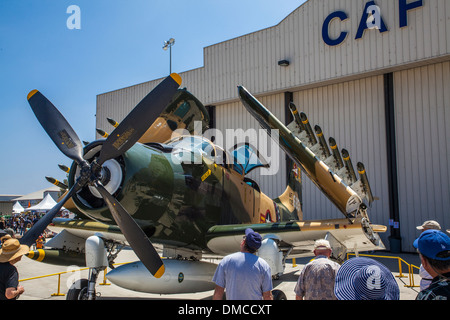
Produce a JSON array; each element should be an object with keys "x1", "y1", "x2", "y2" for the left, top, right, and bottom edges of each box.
[{"x1": 212, "y1": 252, "x2": 273, "y2": 300}]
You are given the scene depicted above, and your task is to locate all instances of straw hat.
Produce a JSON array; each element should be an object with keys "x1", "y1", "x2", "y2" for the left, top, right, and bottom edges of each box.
[{"x1": 0, "y1": 238, "x2": 29, "y2": 263}]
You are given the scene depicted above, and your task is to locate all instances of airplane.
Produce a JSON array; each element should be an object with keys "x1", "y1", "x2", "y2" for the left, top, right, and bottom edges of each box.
[{"x1": 21, "y1": 73, "x2": 386, "y2": 300}]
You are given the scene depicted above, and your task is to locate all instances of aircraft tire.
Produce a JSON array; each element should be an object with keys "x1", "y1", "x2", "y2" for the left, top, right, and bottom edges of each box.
[
  {"x1": 66, "y1": 278, "x2": 91, "y2": 300},
  {"x1": 272, "y1": 289, "x2": 287, "y2": 300}
]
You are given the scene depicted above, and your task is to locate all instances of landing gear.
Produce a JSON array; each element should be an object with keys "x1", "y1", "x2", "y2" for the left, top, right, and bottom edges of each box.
[
  {"x1": 66, "y1": 268, "x2": 103, "y2": 300},
  {"x1": 66, "y1": 279, "x2": 89, "y2": 300},
  {"x1": 272, "y1": 289, "x2": 287, "y2": 300},
  {"x1": 66, "y1": 235, "x2": 122, "y2": 300}
]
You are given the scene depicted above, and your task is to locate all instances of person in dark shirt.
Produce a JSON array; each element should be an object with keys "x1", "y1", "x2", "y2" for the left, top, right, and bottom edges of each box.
[
  {"x1": 0, "y1": 238, "x2": 29, "y2": 300},
  {"x1": 413, "y1": 230, "x2": 450, "y2": 300}
]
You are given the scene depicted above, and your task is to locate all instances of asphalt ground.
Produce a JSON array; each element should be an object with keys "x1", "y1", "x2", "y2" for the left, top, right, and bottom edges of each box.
[{"x1": 15, "y1": 247, "x2": 423, "y2": 301}]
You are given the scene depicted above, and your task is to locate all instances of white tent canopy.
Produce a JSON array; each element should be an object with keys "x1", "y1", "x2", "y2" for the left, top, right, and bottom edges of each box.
[
  {"x1": 25, "y1": 194, "x2": 61, "y2": 212},
  {"x1": 12, "y1": 201, "x2": 24, "y2": 213}
]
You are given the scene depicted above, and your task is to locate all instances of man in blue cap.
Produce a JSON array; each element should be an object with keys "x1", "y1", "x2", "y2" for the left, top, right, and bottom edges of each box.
[
  {"x1": 212, "y1": 228, "x2": 273, "y2": 300},
  {"x1": 413, "y1": 229, "x2": 450, "y2": 300}
]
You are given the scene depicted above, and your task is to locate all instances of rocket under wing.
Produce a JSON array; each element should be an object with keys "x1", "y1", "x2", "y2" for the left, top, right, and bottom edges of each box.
[{"x1": 237, "y1": 86, "x2": 364, "y2": 219}]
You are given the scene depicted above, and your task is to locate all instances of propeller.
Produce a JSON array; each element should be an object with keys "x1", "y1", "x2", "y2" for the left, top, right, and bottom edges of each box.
[
  {"x1": 21, "y1": 73, "x2": 182, "y2": 278},
  {"x1": 27, "y1": 89, "x2": 86, "y2": 165},
  {"x1": 96, "y1": 73, "x2": 181, "y2": 166},
  {"x1": 95, "y1": 183, "x2": 165, "y2": 277},
  {"x1": 20, "y1": 179, "x2": 81, "y2": 246}
]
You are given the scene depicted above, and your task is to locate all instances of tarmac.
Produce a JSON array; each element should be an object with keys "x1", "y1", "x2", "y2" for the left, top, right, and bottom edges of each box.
[{"x1": 16, "y1": 246, "x2": 423, "y2": 301}]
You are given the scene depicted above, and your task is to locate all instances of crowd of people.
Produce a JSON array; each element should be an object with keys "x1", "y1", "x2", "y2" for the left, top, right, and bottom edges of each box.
[
  {"x1": 0, "y1": 213, "x2": 55, "y2": 243},
  {"x1": 1, "y1": 216, "x2": 449, "y2": 300},
  {"x1": 1, "y1": 213, "x2": 40, "y2": 238},
  {"x1": 212, "y1": 220, "x2": 449, "y2": 301},
  {"x1": 0, "y1": 211, "x2": 56, "y2": 300}
]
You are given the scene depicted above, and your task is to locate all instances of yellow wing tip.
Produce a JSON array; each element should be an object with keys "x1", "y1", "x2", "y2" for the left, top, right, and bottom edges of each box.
[
  {"x1": 154, "y1": 264, "x2": 165, "y2": 278},
  {"x1": 170, "y1": 73, "x2": 182, "y2": 86},
  {"x1": 27, "y1": 89, "x2": 39, "y2": 100}
]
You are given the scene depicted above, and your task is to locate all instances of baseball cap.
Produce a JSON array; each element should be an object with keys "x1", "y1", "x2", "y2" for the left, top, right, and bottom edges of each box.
[
  {"x1": 314, "y1": 239, "x2": 331, "y2": 250},
  {"x1": 413, "y1": 229, "x2": 450, "y2": 261},
  {"x1": 416, "y1": 220, "x2": 441, "y2": 230},
  {"x1": 334, "y1": 257, "x2": 400, "y2": 300},
  {"x1": 244, "y1": 228, "x2": 262, "y2": 251}
]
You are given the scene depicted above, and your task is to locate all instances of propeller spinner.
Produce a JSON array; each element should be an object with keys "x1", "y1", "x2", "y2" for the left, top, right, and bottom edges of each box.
[{"x1": 21, "y1": 73, "x2": 182, "y2": 278}]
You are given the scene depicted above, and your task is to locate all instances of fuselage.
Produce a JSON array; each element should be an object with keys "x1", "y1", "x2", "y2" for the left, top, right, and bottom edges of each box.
[{"x1": 69, "y1": 136, "x2": 293, "y2": 251}]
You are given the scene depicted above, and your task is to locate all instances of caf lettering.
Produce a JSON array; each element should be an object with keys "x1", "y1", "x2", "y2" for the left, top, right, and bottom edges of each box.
[{"x1": 322, "y1": 0, "x2": 423, "y2": 47}]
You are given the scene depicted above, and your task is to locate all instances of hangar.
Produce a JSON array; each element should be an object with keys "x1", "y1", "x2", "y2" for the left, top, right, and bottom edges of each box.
[{"x1": 96, "y1": 0, "x2": 450, "y2": 252}]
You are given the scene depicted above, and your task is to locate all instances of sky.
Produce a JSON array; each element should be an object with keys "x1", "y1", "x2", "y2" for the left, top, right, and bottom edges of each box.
[{"x1": 0, "y1": 0, "x2": 307, "y2": 195}]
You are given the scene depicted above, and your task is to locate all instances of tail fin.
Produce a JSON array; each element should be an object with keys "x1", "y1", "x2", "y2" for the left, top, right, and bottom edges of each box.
[{"x1": 274, "y1": 159, "x2": 303, "y2": 221}]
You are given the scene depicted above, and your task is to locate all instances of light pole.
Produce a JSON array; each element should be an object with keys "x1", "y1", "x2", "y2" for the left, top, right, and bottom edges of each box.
[{"x1": 162, "y1": 38, "x2": 175, "y2": 74}]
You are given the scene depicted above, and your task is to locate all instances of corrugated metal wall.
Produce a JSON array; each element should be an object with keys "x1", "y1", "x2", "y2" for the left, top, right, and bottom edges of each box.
[
  {"x1": 394, "y1": 61, "x2": 450, "y2": 251},
  {"x1": 96, "y1": 0, "x2": 450, "y2": 252},
  {"x1": 292, "y1": 76, "x2": 389, "y2": 232},
  {"x1": 199, "y1": 0, "x2": 450, "y2": 103},
  {"x1": 215, "y1": 93, "x2": 287, "y2": 199},
  {"x1": 97, "y1": 0, "x2": 450, "y2": 114}
]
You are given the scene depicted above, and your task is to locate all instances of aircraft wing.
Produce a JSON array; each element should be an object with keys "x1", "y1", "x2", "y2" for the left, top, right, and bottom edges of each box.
[
  {"x1": 46, "y1": 215, "x2": 386, "y2": 258},
  {"x1": 237, "y1": 86, "x2": 373, "y2": 219},
  {"x1": 206, "y1": 217, "x2": 386, "y2": 259},
  {"x1": 45, "y1": 218, "x2": 127, "y2": 249}
]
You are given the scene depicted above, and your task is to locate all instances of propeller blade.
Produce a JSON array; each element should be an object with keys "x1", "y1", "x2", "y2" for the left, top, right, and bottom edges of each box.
[
  {"x1": 27, "y1": 90, "x2": 85, "y2": 165},
  {"x1": 97, "y1": 73, "x2": 181, "y2": 165},
  {"x1": 95, "y1": 183, "x2": 165, "y2": 278},
  {"x1": 20, "y1": 183, "x2": 80, "y2": 246}
]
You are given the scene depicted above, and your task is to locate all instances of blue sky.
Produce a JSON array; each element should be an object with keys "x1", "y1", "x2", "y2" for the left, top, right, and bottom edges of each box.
[{"x1": 0, "y1": 0, "x2": 306, "y2": 195}]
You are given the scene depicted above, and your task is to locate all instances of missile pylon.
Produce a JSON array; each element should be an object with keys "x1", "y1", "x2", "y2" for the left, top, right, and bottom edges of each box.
[
  {"x1": 288, "y1": 102, "x2": 306, "y2": 132},
  {"x1": 357, "y1": 162, "x2": 374, "y2": 204},
  {"x1": 314, "y1": 125, "x2": 331, "y2": 158},
  {"x1": 341, "y1": 149, "x2": 357, "y2": 183},
  {"x1": 107, "y1": 117, "x2": 119, "y2": 128},
  {"x1": 238, "y1": 86, "x2": 362, "y2": 219},
  {"x1": 26, "y1": 249, "x2": 86, "y2": 267},
  {"x1": 96, "y1": 128, "x2": 109, "y2": 138},
  {"x1": 300, "y1": 112, "x2": 318, "y2": 145},
  {"x1": 58, "y1": 164, "x2": 70, "y2": 173},
  {"x1": 329, "y1": 137, "x2": 344, "y2": 170},
  {"x1": 45, "y1": 176, "x2": 68, "y2": 189}
]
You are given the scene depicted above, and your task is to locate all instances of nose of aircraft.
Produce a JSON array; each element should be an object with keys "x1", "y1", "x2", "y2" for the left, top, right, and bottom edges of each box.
[{"x1": 69, "y1": 142, "x2": 175, "y2": 227}]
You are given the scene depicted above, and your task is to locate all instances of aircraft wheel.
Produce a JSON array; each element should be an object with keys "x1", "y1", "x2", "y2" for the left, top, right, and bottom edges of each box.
[
  {"x1": 272, "y1": 289, "x2": 287, "y2": 300},
  {"x1": 66, "y1": 279, "x2": 91, "y2": 300}
]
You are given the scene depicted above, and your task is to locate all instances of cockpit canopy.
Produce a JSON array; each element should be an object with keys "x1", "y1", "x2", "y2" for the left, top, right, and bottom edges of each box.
[
  {"x1": 167, "y1": 135, "x2": 216, "y2": 165},
  {"x1": 165, "y1": 136, "x2": 269, "y2": 176},
  {"x1": 231, "y1": 143, "x2": 269, "y2": 175}
]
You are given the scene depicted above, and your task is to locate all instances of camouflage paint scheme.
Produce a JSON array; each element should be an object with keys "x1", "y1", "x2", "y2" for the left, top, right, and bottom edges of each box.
[{"x1": 29, "y1": 86, "x2": 385, "y2": 265}]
